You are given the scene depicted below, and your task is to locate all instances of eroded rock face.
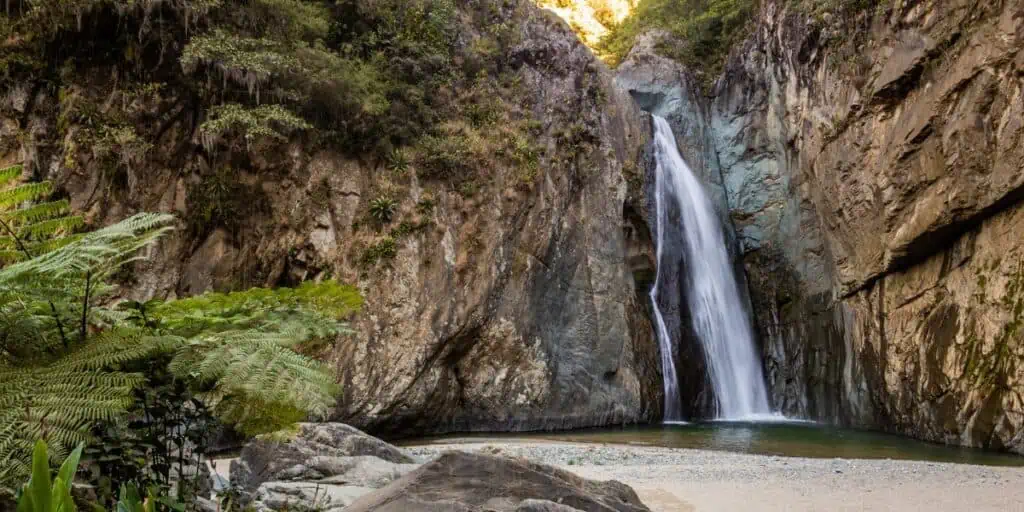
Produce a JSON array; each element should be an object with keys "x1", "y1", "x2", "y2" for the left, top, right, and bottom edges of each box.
[
  {"x1": 715, "y1": 0, "x2": 1023, "y2": 450},
  {"x1": 323, "y1": 4, "x2": 662, "y2": 435},
  {"x1": 615, "y1": 0, "x2": 1024, "y2": 451},
  {"x1": 345, "y1": 451, "x2": 652, "y2": 512},
  {"x1": 0, "y1": 0, "x2": 662, "y2": 435}
]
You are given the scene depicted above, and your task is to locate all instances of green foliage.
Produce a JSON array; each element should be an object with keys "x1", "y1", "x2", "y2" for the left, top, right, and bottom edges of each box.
[
  {"x1": 12, "y1": 440, "x2": 82, "y2": 512},
  {"x1": 360, "y1": 238, "x2": 397, "y2": 267},
  {"x1": 368, "y1": 197, "x2": 397, "y2": 224},
  {"x1": 0, "y1": 211, "x2": 175, "y2": 490},
  {"x1": 119, "y1": 281, "x2": 359, "y2": 435},
  {"x1": 110, "y1": 482, "x2": 184, "y2": 512},
  {"x1": 5, "y1": 0, "x2": 538, "y2": 208},
  {"x1": 416, "y1": 197, "x2": 435, "y2": 215},
  {"x1": 133, "y1": 280, "x2": 362, "y2": 336},
  {"x1": 386, "y1": 149, "x2": 410, "y2": 174},
  {"x1": 11, "y1": 439, "x2": 183, "y2": 512},
  {"x1": 599, "y1": 0, "x2": 757, "y2": 87},
  {"x1": 111, "y1": 483, "x2": 155, "y2": 512},
  {"x1": 0, "y1": 179, "x2": 361, "y2": 493},
  {"x1": 187, "y1": 167, "x2": 266, "y2": 237},
  {"x1": 200, "y1": 104, "x2": 311, "y2": 150},
  {"x1": 416, "y1": 134, "x2": 478, "y2": 182},
  {"x1": 176, "y1": 0, "x2": 459, "y2": 155},
  {"x1": 0, "y1": 165, "x2": 84, "y2": 265}
]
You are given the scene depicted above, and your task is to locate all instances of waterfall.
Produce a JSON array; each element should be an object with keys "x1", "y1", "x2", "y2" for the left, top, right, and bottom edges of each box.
[{"x1": 649, "y1": 115, "x2": 772, "y2": 420}]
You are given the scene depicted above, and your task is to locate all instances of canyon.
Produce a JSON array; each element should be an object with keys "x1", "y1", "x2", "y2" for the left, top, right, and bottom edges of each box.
[{"x1": 1, "y1": 0, "x2": 1022, "y2": 455}]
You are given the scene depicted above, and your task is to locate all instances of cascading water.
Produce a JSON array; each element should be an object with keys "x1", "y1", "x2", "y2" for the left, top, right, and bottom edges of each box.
[{"x1": 649, "y1": 115, "x2": 772, "y2": 421}]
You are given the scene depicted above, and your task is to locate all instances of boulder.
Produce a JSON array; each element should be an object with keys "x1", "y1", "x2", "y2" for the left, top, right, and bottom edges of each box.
[
  {"x1": 251, "y1": 482, "x2": 376, "y2": 512},
  {"x1": 345, "y1": 451, "x2": 651, "y2": 512},
  {"x1": 229, "y1": 423, "x2": 417, "y2": 508}
]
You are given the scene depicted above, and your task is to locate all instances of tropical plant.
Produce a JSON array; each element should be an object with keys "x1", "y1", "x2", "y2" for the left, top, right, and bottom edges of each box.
[
  {"x1": 13, "y1": 440, "x2": 83, "y2": 512},
  {"x1": 0, "y1": 165, "x2": 361, "y2": 494},
  {"x1": 386, "y1": 149, "x2": 410, "y2": 174},
  {"x1": 0, "y1": 210, "x2": 175, "y2": 487},
  {"x1": 12, "y1": 439, "x2": 184, "y2": 512},
  {"x1": 368, "y1": 197, "x2": 397, "y2": 224},
  {"x1": 110, "y1": 482, "x2": 184, "y2": 512},
  {"x1": 0, "y1": 164, "x2": 84, "y2": 264}
]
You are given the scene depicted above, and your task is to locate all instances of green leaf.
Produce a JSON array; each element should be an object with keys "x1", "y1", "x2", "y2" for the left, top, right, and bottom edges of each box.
[
  {"x1": 55, "y1": 443, "x2": 83, "y2": 488},
  {"x1": 30, "y1": 440, "x2": 52, "y2": 512},
  {"x1": 51, "y1": 476, "x2": 75, "y2": 512},
  {"x1": 156, "y1": 495, "x2": 184, "y2": 512},
  {"x1": 16, "y1": 487, "x2": 34, "y2": 512}
]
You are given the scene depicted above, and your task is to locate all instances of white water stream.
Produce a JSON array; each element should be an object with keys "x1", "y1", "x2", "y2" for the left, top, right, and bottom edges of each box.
[{"x1": 649, "y1": 115, "x2": 772, "y2": 420}]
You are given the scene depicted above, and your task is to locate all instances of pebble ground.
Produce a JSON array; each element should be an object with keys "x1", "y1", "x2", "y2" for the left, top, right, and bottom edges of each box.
[{"x1": 407, "y1": 440, "x2": 1024, "y2": 512}]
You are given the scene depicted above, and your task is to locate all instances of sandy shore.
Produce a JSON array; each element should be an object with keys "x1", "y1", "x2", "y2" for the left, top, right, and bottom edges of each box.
[{"x1": 406, "y1": 441, "x2": 1024, "y2": 512}]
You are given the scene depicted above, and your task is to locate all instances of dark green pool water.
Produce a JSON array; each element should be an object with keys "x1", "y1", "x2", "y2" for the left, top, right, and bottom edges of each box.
[{"x1": 406, "y1": 421, "x2": 1024, "y2": 467}]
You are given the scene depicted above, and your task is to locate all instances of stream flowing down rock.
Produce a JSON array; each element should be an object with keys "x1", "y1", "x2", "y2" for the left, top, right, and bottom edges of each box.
[{"x1": 345, "y1": 451, "x2": 653, "y2": 512}]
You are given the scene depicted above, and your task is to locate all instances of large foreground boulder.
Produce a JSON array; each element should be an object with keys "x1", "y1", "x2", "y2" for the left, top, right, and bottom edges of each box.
[
  {"x1": 346, "y1": 451, "x2": 652, "y2": 512},
  {"x1": 229, "y1": 423, "x2": 418, "y2": 511}
]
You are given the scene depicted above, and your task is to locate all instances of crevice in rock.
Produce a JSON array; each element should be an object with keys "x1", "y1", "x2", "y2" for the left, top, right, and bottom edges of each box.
[{"x1": 846, "y1": 182, "x2": 1024, "y2": 298}]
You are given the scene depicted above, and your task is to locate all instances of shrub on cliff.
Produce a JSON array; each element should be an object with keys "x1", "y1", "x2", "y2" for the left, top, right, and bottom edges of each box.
[{"x1": 599, "y1": 0, "x2": 757, "y2": 82}]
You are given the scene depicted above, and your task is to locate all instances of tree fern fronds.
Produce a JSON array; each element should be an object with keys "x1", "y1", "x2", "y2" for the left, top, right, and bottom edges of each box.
[
  {"x1": 2, "y1": 199, "x2": 72, "y2": 226},
  {"x1": 0, "y1": 182, "x2": 53, "y2": 212},
  {"x1": 0, "y1": 237, "x2": 81, "y2": 265},
  {"x1": 47, "y1": 331, "x2": 175, "y2": 372},
  {"x1": 165, "y1": 329, "x2": 339, "y2": 435},
  {"x1": 16, "y1": 216, "x2": 85, "y2": 241},
  {"x1": 1, "y1": 213, "x2": 174, "y2": 279},
  {"x1": 0, "y1": 165, "x2": 22, "y2": 188},
  {"x1": 149, "y1": 280, "x2": 363, "y2": 329}
]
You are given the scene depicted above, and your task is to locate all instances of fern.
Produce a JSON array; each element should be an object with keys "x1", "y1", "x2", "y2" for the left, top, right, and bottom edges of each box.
[
  {"x1": 0, "y1": 165, "x2": 84, "y2": 265},
  {"x1": 0, "y1": 164, "x2": 360, "y2": 493},
  {"x1": 0, "y1": 211, "x2": 173, "y2": 490},
  {"x1": 133, "y1": 281, "x2": 359, "y2": 435}
]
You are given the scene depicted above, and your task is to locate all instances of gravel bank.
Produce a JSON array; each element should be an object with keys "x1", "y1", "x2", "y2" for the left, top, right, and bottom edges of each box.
[{"x1": 406, "y1": 440, "x2": 1024, "y2": 512}]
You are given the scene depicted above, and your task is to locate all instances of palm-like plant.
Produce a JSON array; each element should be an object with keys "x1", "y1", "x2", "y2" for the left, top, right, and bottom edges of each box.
[{"x1": 369, "y1": 196, "x2": 397, "y2": 223}]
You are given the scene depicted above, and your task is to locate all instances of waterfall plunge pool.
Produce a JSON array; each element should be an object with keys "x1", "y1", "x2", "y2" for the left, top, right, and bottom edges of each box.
[{"x1": 400, "y1": 421, "x2": 1024, "y2": 467}]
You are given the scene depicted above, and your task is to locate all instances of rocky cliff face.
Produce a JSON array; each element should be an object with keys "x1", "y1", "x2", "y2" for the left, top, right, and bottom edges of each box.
[
  {"x1": 328, "y1": 18, "x2": 663, "y2": 434},
  {"x1": 0, "y1": 0, "x2": 663, "y2": 435},
  {"x1": 618, "y1": 0, "x2": 1024, "y2": 451}
]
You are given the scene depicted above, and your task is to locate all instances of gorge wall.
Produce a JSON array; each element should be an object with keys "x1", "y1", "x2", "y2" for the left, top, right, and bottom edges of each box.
[
  {"x1": 617, "y1": 0, "x2": 1024, "y2": 452},
  {"x1": 0, "y1": 0, "x2": 664, "y2": 436},
  {"x1": 4, "y1": 0, "x2": 1023, "y2": 452}
]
